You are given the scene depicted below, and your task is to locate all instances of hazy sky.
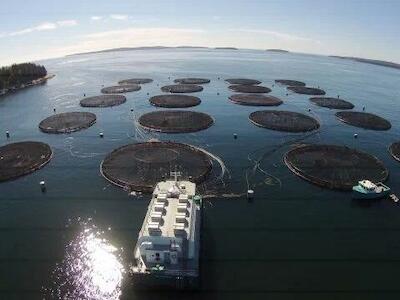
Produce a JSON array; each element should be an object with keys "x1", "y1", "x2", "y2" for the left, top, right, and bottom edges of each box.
[{"x1": 1, "y1": 0, "x2": 399, "y2": 65}]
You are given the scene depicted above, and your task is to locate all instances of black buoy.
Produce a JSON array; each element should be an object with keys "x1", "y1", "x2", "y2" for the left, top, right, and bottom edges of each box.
[
  {"x1": 308, "y1": 108, "x2": 311, "y2": 112},
  {"x1": 233, "y1": 133, "x2": 238, "y2": 139},
  {"x1": 189, "y1": 176, "x2": 193, "y2": 182},
  {"x1": 286, "y1": 93, "x2": 289, "y2": 96},
  {"x1": 53, "y1": 108, "x2": 56, "y2": 113},
  {"x1": 6, "y1": 131, "x2": 10, "y2": 139},
  {"x1": 147, "y1": 92, "x2": 149, "y2": 95},
  {"x1": 84, "y1": 93, "x2": 86, "y2": 97},
  {"x1": 247, "y1": 189, "x2": 254, "y2": 200},
  {"x1": 354, "y1": 133, "x2": 358, "y2": 139},
  {"x1": 218, "y1": 77, "x2": 220, "y2": 80},
  {"x1": 217, "y1": 92, "x2": 220, "y2": 95},
  {"x1": 362, "y1": 106, "x2": 366, "y2": 111},
  {"x1": 130, "y1": 108, "x2": 134, "y2": 112},
  {"x1": 99, "y1": 132, "x2": 104, "y2": 138}
]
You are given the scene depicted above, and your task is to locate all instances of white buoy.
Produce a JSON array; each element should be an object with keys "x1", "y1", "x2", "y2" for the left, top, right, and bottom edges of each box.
[
  {"x1": 99, "y1": 132, "x2": 104, "y2": 138},
  {"x1": 6, "y1": 130, "x2": 10, "y2": 138},
  {"x1": 40, "y1": 180, "x2": 46, "y2": 192},
  {"x1": 354, "y1": 133, "x2": 358, "y2": 139},
  {"x1": 247, "y1": 189, "x2": 254, "y2": 199},
  {"x1": 233, "y1": 133, "x2": 238, "y2": 139}
]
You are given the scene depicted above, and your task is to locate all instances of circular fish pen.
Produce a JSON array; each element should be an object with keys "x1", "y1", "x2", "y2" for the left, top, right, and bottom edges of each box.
[
  {"x1": 249, "y1": 110, "x2": 320, "y2": 132},
  {"x1": 229, "y1": 85, "x2": 271, "y2": 93},
  {"x1": 100, "y1": 142, "x2": 213, "y2": 192},
  {"x1": 118, "y1": 78, "x2": 153, "y2": 85},
  {"x1": 161, "y1": 84, "x2": 203, "y2": 93},
  {"x1": 287, "y1": 86, "x2": 326, "y2": 95},
  {"x1": 101, "y1": 84, "x2": 141, "y2": 94},
  {"x1": 149, "y1": 95, "x2": 201, "y2": 108},
  {"x1": 389, "y1": 142, "x2": 400, "y2": 162},
  {"x1": 284, "y1": 144, "x2": 389, "y2": 190},
  {"x1": 310, "y1": 97, "x2": 354, "y2": 110},
  {"x1": 80, "y1": 95, "x2": 126, "y2": 107},
  {"x1": 225, "y1": 78, "x2": 261, "y2": 85},
  {"x1": 39, "y1": 112, "x2": 96, "y2": 134},
  {"x1": 275, "y1": 79, "x2": 306, "y2": 87},
  {"x1": 138, "y1": 110, "x2": 214, "y2": 133},
  {"x1": 335, "y1": 111, "x2": 391, "y2": 130},
  {"x1": 0, "y1": 141, "x2": 52, "y2": 182},
  {"x1": 229, "y1": 94, "x2": 283, "y2": 106},
  {"x1": 174, "y1": 78, "x2": 210, "y2": 84}
]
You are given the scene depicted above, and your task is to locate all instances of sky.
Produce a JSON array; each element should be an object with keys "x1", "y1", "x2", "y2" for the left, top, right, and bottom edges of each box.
[{"x1": 0, "y1": 0, "x2": 399, "y2": 65}]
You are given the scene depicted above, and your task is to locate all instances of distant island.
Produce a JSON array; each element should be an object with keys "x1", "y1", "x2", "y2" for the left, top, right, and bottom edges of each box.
[
  {"x1": 214, "y1": 47, "x2": 238, "y2": 50},
  {"x1": 330, "y1": 56, "x2": 400, "y2": 70},
  {"x1": 266, "y1": 49, "x2": 289, "y2": 53},
  {"x1": 68, "y1": 46, "x2": 212, "y2": 56},
  {"x1": 0, "y1": 63, "x2": 53, "y2": 97}
]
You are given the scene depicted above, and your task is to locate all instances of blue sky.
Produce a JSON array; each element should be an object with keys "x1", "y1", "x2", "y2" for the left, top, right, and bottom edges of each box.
[{"x1": 0, "y1": 0, "x2": 399, "y2": 65}]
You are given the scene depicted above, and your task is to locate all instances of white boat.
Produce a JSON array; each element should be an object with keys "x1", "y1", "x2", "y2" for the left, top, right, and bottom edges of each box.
[
  {"x1": 352, "y1": 180, "x2": 391, "y2": 200},
  {"x1": 131, "y1": 172, "x2": 202, "y2": 289}
]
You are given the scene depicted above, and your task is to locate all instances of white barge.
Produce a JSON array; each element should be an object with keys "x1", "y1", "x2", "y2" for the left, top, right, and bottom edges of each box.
[{"x1": 131, "y1": 173, "x2": 202, "y2": 289}]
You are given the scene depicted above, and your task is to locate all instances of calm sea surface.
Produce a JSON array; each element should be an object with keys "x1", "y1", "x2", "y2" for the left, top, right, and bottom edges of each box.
[{"x1": 1, "y1": 48, "x2": 400, "y2": 300}]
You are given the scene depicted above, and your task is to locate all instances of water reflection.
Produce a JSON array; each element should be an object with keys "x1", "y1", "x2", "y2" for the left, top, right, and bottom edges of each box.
[{"x1": 46, "y1": 220, "x2": 125, "y2": 299}]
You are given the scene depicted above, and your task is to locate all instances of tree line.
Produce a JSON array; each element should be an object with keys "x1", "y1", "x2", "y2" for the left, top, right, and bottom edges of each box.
[{"x1": 0, "y1": 63, "x2": 47, "y2": 90}]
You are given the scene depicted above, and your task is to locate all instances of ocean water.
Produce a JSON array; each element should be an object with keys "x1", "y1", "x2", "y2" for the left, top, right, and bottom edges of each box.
[{"x1": 1, "y1": 48, "x2": 400, "y2": 300}]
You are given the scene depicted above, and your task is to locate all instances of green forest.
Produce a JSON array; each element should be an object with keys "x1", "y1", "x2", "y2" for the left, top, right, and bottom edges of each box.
[{"x1": 0, "y1": 63, "x2": 47, "y2": 90}]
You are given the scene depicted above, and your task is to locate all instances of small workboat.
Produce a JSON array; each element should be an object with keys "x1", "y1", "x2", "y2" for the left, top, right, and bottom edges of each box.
[{"x1": 352, "y1": 180, "x2": 391, "y2": 200}]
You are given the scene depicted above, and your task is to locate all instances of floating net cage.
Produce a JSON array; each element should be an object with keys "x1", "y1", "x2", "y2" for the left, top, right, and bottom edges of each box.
[
  {"x1": 149, "y1": 95, "x2": 201, "y2": 108},
  {"x1": 101, "y1": 141, "x2": 213, "y2": 192},
  {"x1": 229, "y1": 85, "x2": 271, "y2": 94},
  {"x1": 39, "y1": 112, "x2": 96, "y2": 134},
  {"x1": 249, "y1": 110, "x2": 320, "y2": 132},
  {"x1": 118, "y1": 78, "x2": 153, "y2": 85},
  {"x1": 225, "y1": 78, "x2": 261, "y2": 85},
  {"x1": 138, "y1": 110, "x2": 214, "y2": 133},
  {"x1": 284, "y1": 144, "x2": 389, "y2": 190},
  {"x1": 275, "y1": 79, "x2": 306, "y2": 87},
  {"x1": 0, "y1": 141, "x2": 52, "y2": 182},
  {"x1": 229, "y1": 94, "x2": 283, "y2": 106},
  {"x1": 335, "y1": 111, "x2": 391, "y2": 130},
  {"x1": 161, "y1": 84, "x2": 203, "y2": 93},
  {"x1": 287, "y1": 86, "x2": 326, "y2": 95},
  {"x1": 101, "y1": 84, "x2": 141, "y2": 94},
  {"x1": 310, "y1": 97, "x2": 354, "y2": 110},
  {"x1": 389, "y1": 141, "x2": 400, "y2": 162},
  {"x1": 80, "y1": 95, "x2": 126, "y2": 107},
  {"x1": 174, "y1": 78, "x2": 210, "y2": 84}
]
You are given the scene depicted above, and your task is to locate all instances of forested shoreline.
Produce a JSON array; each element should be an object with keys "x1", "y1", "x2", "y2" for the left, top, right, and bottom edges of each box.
[{"x1": 0, "y1": 63, "x2": 47, "y2": 91}]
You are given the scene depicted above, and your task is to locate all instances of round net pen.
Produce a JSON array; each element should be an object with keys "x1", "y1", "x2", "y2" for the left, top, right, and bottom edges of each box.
[
  {"x1": 229, "y1": 85, "x2": 271, "y2": 93},
  {"x1": 275, "y1": 79, "x2": 306, "y2": 87},
  {"x1": 249, "y1": 110, "x2": 320, "y2": 132},
  {"x1": 138, "y1": 110, "x2": 214, "y2": 133},
  {"x1": 225, "y1": 78, "x2": 261, "y2": 85},
  {"x1": 118, "y1": 78, "x2": 153, "y2": 85},
  {"x1": 101, "y1": 141, "x2": 213, "y2": 192},
  {"x1": 174, "y1": 78, "x2": 210, "y2": 84},
  {"x1": 287, "y1": 86, "x2": 326, "y2": 95},
  {"x1": 149, "y1": 95, "x2": 201, "y2": 108},
  {"x1": 229, "y1": 94, "x2": 282, "y2": 106},
  {"x1": 310, "y1": 97, "x2": 354, "y2": 110},
  {"x1": 161, "y1": 84, "x2": 203, "y2": 93},
  {"x1": 80, "y1": 95, "x2": 126, "y2": 107},
  {"x1": 284, "y1": 144, "x2": 388, "y2": 190},
  {"x1": 39, "y1": 112, "x2": 96, "y2": 134},
  {"x1": 101, "y1": 84, "x2": 141, "y2": 94},
  {"x1": 336, "y1": 111, "x2": 391, "y2": 130},
  {"x1": 0, "y1": 141, "x2": 52, "y2": 182}
]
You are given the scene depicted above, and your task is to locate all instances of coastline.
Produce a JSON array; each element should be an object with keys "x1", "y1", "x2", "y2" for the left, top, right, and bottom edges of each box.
[{"x1": 0, "y1": 74, "x2": 55, "y2": 97}]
